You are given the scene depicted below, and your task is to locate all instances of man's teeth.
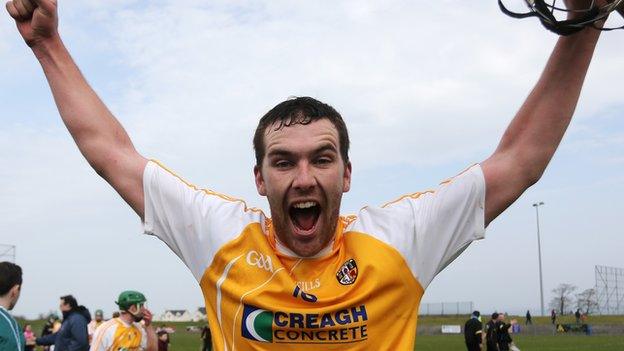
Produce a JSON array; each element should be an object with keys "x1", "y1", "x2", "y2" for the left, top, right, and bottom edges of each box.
[{"x1": 293, "y1": 201, "x2": 317, "y2": 209}]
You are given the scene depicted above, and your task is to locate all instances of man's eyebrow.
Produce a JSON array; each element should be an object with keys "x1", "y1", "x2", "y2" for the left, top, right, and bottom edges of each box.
[
  {"x1": 266, "y1": 149, "x2": 293, "y2": 158},
  {"x1": 313, "y1": 144, "x2": 338, "y2": 155}
]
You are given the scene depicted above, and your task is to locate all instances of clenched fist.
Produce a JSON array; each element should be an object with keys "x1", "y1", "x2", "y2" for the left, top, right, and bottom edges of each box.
[{"x1": 6, "y1": 0, "x2": 58, "y2": 48}]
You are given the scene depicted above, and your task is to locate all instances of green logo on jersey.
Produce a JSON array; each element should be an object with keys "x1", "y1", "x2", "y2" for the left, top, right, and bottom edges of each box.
[{"x1": 242, "y1": 305, "x2": 273, "y2": 342}]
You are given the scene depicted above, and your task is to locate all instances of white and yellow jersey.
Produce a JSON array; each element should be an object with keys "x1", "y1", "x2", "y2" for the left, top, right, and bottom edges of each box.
[
  {"x1": 143, "y1": 160, "x2": 485, "y2": 350},
  {"x1": 90, "y1": 318, "x2": 147, "y2": 351},
  {"x1": 88, "y1": 320, "x2": 104, "y2": 342}
]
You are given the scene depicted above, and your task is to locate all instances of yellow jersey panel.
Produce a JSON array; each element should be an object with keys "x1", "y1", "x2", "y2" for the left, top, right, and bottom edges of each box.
[
  {"x1": 91, "y1": 318, "x2": 146, "y2": 351},
  {"x1": 200, "y1": 221, "x2": 423, "y2": 351}
]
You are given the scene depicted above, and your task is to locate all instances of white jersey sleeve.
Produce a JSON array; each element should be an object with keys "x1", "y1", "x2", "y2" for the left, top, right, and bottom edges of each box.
[
  {"x1": 89, "y1": 320, "x2": 115, "y2": 351},
  {"x1": 137, "y1": 323, "x2": 147, "y2": 350},
  {"x1": 347, "y1": 164, "x2": 486, "y2": 289},
  {"x1": 142, "y1": 161, "x2": 266, "y2": 281}
]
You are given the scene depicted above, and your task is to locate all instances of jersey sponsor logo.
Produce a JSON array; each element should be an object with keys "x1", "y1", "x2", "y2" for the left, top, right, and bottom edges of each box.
[
  {"x1": 246, "y1": 250, "x2": 274, "y2": 273},
  {"x1": 241, "y1": 305, "x2": 274, "y2": 342},
  {"x1": 241, "y1": 304, "x2": 368, "y2": 344},
  {"x1": 336, "y1": 259, "x2": 358, "y2": 285}
]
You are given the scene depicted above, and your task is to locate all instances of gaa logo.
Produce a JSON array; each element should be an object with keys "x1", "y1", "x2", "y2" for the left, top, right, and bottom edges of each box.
[
  {"x1": 241, "y1": 305, "x2": 273, "y2": 343},
  {"x1": 336, "y1": 259, "x2": 358, "y2": 285},
  {"x1": 246, "y1": 250, "x2": 274, "y2": 273}
]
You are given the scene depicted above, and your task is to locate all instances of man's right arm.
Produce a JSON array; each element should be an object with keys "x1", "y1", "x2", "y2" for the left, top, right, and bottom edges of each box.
[{"x1": 6, "y1": 0, "x2": 147, "y2": 218}]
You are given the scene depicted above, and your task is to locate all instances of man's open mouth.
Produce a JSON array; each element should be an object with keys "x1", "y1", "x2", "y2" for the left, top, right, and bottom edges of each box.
[{"x1": 289, "y1": 201, "x2": 321, "y2": 235}]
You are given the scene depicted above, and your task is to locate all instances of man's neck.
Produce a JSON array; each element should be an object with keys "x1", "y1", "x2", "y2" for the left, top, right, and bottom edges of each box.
[
  {"x1": 0, "y1": 297, "x2": 11, "y2": 311},
  {"x1": 119, "y1": 312, "x2": 134, "y2": 325}
]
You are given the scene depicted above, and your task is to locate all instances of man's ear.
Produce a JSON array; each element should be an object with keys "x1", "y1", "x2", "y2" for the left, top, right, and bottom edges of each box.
[
  {"x1": 342, "y1": 161, "x2": 352, "y2": 193},
  {"x1": 254, "y1": 165, "x2": 267, "y2": 196}
]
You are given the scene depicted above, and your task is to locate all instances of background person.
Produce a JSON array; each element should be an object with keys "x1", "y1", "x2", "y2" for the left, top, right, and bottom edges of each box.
[
  {"x1": 200, "y1": 324, "x2": 212, "y2": 351},
  {"x1": 485, "y1": 313, "x2": 499, "y2": 351},
  {"x1": 87, "y1": 310, "x2": 104, "y2": 345},
  {"x1": 23, "y1": 324, "x2": 36, "y2": 351},
  {"x1": 496, "y1": 313, "x2": 515, "y2": 351},
  {"x1": 0, "y1": 261, "x2": 25, "y2": 351},
  {"x1": 156, "y1": 330, "x2": 169, "y2": 351},
  {"x1": 35, "y1": 295, "x2": 91, "y2": 351},
  {"x1": 90, "y1": 291, "x2": 156, "y2": 351},
  {"x1": 464, "y1": 311, "x2": 483, "y2": 351}
]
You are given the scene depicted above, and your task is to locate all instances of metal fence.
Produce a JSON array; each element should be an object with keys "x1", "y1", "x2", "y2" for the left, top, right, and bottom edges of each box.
[
  {"x1": 595, "y1": 265, "x2": 624, "y2": 315},
  {"x1": 419, "y1": 301, "x2": 474, "y2": 316}
]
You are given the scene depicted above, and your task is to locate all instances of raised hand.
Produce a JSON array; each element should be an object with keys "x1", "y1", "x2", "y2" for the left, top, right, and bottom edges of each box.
[
  {"x1": 5, "y1": 0, "x2": 58, "y2": 47},
  {"x1": 142, "y1": 308, "x2": 153, "y2": 327}
]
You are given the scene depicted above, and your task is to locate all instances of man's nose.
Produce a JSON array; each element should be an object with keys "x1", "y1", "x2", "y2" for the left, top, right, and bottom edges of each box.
[{"x1": 292, "y1": 163, "x2": 316, "y2": 191}]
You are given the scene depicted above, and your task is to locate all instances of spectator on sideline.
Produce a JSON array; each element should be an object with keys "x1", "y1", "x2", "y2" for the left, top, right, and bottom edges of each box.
[
  {"x1": 0, "y1": 261, "x2": 25, "y2": 351},
  {"x1": 156, "y1": 330, "x2": 169, "y2": 351},
  {"x1": 525, "y1": 310, "x2": 532, "y2": 325},
  {"x1": 464, "y1": 311, "x2": 483, "y2": 351},
  {"x1": 40, "y1": 314, "x2": 60, "y2": 351},
  {"x1": 36, "y1": 295, "x2": 91, "y2": 351},
  {"x1": 575, "y1": 309, "x2": 581, "y2": 324},
  {"x1": 551, "y1": 309, "x2": 557, "y2": 325},
  {"x1": 496, "y1": 313, "x2": 515, "y2": 351},
  {"x1": 23, "y1": 324, "x2": 36, "y2": 351},
  {"x1": 485, "y1": 312, "x2": 499, "y2": 351},
  {"x1": 200, "y1": 324, "x2": 212, "y2": 351}
]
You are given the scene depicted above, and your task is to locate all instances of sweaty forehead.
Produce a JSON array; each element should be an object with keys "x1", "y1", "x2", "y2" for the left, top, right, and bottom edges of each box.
[{"x1": 264, "y1": 119, "x2": 340, "y2": 153}]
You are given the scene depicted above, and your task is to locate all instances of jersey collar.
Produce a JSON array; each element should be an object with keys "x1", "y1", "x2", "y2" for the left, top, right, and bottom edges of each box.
[{"x1": 266, "y1": 217, "x2": 346, "y2": 259}]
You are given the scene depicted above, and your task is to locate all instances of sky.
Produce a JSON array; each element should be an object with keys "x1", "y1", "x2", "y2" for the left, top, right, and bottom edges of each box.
[{"x1": 1, "y1": 1, "x2": 623, "y2": 320}]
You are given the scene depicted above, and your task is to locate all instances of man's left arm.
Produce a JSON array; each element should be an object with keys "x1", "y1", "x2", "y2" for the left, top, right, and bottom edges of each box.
[{"x1": 481, "y1": 2, "x2": 605, "y2": 225}]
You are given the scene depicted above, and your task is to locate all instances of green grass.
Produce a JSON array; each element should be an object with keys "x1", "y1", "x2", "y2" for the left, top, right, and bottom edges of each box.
[
  {"x1": 416, "y1": 314, "x2": 624, "y2": 326},
  {"x1": 17, "y1": 316, "x2": 624, "y2": 351},
  {"x1": 414, "y1": 335, "x2": 624, "y2": 351}
]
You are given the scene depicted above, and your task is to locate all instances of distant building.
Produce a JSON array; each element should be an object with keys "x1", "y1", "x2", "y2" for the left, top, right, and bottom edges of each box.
[
  {"x1": 157, "y1": 310, "x2": 192, "y2": 322},
  {"x1": 193, "y1": 307, "x2": 207, "y2": 322},
  {"x1": 156, "y1": 308, "x2": 207, "y2": 322}
]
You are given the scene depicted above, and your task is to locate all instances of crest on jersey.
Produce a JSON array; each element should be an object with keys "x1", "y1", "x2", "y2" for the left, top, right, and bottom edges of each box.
[
  {"x1": 241, "y1": 305, "x2": 273, "y2": 342},
  {"x1": 336, "y1": 259, "x2": 358, "y2": 285}
]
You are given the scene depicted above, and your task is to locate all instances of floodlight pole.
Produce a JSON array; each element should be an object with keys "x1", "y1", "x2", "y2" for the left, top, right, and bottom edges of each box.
[{"x1": 533, "y1": 202, "x2": 545, "y2": 316}]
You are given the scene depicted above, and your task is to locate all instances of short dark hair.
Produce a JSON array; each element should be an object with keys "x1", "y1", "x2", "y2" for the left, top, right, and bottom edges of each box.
[
  {"x1": 491, "y1": 312, "x2": 499, "y2": 320},
  {"x1": 253, "y1": 97, "x2": 350, "y2": 167},
  {"x1": 0, "y1": 262, "x2": 22, "y2": 296},
  {"x1": 60, "y1": 295, "x2": 78, "y2": 309}
]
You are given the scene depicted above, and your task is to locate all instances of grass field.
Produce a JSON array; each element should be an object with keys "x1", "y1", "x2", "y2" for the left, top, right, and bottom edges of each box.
[{"x1": 18, "y1": 315, "x2": 624, "y2": 350}]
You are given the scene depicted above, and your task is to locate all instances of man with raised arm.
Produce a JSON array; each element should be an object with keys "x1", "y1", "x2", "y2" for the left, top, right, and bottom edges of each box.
[{"x1": 6, "y1": 0, "x2": 614, "y2": 350}]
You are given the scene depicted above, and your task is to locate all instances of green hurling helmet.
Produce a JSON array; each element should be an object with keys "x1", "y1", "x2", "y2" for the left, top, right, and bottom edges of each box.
[{"x1": 115, "y1": 291, "x2": 146, "y2": 311}]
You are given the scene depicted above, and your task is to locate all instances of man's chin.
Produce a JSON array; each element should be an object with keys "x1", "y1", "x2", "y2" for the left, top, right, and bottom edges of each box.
[{"x1": 287, "y1": 235, "x2": 330, "y2": 257}]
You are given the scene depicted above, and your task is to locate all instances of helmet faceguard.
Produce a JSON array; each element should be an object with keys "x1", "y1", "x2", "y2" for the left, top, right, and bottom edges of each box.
[{"x1": 499, "y1": 0, "x2": 624, "y2": 35}]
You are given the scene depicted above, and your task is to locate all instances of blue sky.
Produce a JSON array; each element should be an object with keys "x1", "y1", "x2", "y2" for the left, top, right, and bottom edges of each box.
[{"x1": 1, "y1": 1, "x2": 623, "y2": 319}]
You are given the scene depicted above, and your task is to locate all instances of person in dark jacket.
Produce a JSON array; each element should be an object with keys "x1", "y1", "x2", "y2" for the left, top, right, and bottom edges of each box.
[
  {"x1": 496, "y1": 313, "x2": 513, "y2": 351},
  {"x1": 485, "y1": 312, "x2": 499, "y2": 351},
  {"x1": 36, "y1": 295, "x2": 90, "y2": 351},
  {"x1": 200, "y1": 324, "x2": 212, "y2": 351},
  {"x1": 464, "y1": 311, "x2": 483, "y2": 351}
]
